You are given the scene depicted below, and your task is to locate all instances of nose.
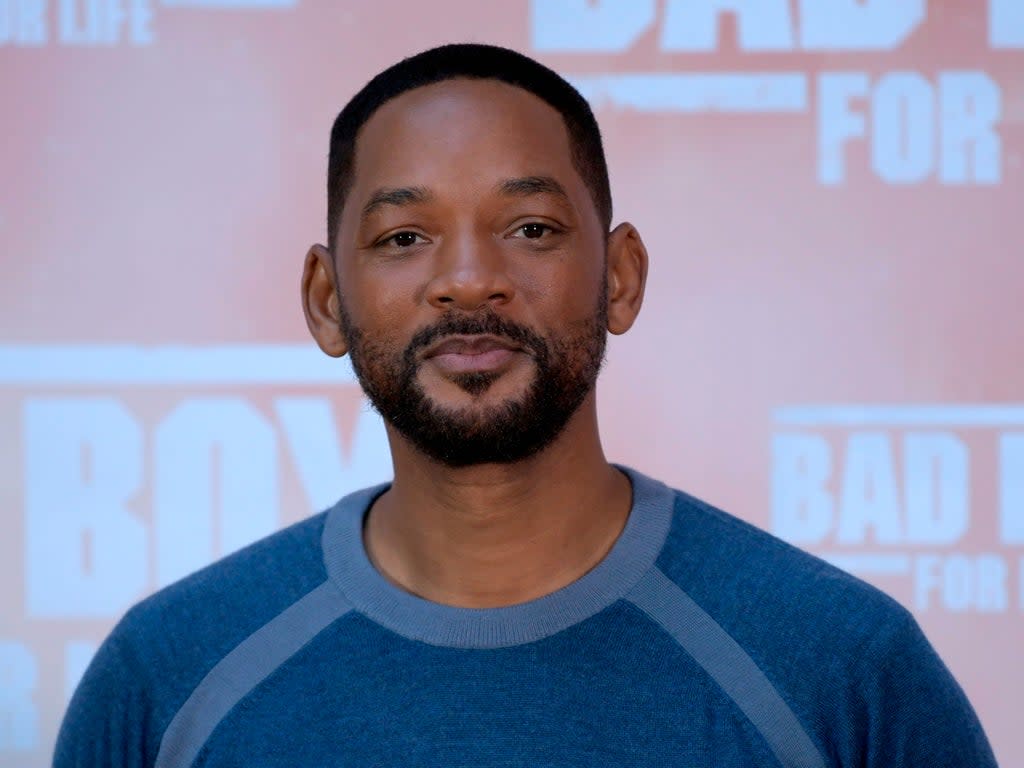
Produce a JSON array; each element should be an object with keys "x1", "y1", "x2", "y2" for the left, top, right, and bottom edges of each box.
[{"x1": 425, "y1": 230, "x2": 515, "y2": 311}]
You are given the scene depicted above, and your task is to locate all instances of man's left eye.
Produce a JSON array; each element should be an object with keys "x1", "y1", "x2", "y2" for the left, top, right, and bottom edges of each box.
[{"x1": 514, "y1": 223, "x2": 551, "y2": 239}]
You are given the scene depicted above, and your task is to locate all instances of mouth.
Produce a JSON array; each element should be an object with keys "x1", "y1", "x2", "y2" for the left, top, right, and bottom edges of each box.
[
  {"x1": 422, "y1": 334, "x2": 526, "y2": 375},
  {"x1": 423, "y1": 334, "x2": 523, "y2": 358}
]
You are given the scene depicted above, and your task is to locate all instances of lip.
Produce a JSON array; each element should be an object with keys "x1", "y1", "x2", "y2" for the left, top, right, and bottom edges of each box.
[
  {"x1": 422, "y1": 334, "x2": 526, "y2": 375},
  {"x1": 422, "y1": 334, "x2": 524, "y2": 358}
]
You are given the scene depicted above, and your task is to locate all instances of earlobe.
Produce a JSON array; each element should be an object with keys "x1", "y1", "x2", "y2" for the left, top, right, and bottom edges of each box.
[
  {"x1": 605, "y1": 223, "x2": 649, "y2": 335},
  {"x1": 301, "y1": 244, "x2": 349, "y2": 357}
]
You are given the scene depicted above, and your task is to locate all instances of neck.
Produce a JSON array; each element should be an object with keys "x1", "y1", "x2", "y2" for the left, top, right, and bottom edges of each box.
[{"x1": 363, "y1": 396, "x2": 632, "y2": 608}]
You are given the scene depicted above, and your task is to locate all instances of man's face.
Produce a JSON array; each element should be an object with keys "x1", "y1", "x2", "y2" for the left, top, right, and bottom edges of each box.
[{"x1": 332, "y1": 79, "x2": 610, "y2": 467}]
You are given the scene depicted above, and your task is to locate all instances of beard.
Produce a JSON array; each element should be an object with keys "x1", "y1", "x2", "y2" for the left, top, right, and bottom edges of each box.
[{"x1": 338, "y1": 286, "x2": 608, "y2": 468}]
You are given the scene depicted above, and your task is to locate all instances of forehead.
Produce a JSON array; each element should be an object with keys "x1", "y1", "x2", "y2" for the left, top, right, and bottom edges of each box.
[{"x1": 346, "y1": 78, "x2": 582, "y2": 206}]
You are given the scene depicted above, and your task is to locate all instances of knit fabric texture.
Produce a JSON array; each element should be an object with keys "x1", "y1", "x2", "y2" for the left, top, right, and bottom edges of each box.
[{"x1": 54, "y1": 466, "x2": 997, "y2": 767}]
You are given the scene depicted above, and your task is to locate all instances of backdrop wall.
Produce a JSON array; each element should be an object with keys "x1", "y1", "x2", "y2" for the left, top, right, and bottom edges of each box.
[{"x1": 1, "y1": 1, "x2": 1022, "y2": 765}]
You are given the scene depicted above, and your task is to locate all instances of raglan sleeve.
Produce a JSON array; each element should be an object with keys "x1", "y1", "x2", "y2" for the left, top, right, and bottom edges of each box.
[
  {"x1": 53, "y1": 618, "x2": 156, "y2": 768},
  {"x1": 854, "y1": 605, "x2": 998, "y2": 767}
]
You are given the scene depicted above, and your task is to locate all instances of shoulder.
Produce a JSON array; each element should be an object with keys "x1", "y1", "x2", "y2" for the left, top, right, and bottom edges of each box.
[
  {"x1": 648, "y1": 488, "x2": 996, "y2": 765},
  {"x1": 55, "y1": 510, "x2": 335, "y2": 766},
  {"x1": 650, "y1": 488, "x2": 914, "y2": 724},
  {"x1": 127, "y1": 509, "x2": 330, "y2": 632},
  {"x1": 657, "y1": 487, "x2": 908, "y2": 656}
]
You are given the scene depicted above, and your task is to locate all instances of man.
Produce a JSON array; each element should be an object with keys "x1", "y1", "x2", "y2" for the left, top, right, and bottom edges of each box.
[{"x1": 56, "y1": 43, "x2": 997, "y2": 767}]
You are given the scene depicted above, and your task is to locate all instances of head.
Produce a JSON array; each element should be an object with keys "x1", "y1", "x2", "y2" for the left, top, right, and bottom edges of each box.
[{"x1": 302, "y1": 43, "x2": 647, "y2": 468}]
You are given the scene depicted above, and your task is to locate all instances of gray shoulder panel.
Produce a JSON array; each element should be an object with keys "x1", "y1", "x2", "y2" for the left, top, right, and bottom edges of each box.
[
  {"x1": 626, "y1": 568, "x2": 826, "y2": 768},
  {"x1": 154, "y1": 581, "x2": 352, "y2": 768}
]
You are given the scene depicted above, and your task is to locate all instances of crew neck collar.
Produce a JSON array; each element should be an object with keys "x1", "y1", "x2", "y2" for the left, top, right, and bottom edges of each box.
[{"x1": 321, "y1": 465, "x2": 675, "y2": 649}]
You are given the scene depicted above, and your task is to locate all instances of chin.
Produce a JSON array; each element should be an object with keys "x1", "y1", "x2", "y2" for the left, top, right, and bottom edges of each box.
[{"x1": 428, "y1": 370, "x2": 533, "y2": 403}]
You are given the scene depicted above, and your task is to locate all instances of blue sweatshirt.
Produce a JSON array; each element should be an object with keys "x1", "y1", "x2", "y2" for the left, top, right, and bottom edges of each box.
[{"x1": 54, "y1": 467, "x2": 997, "y2": 767}]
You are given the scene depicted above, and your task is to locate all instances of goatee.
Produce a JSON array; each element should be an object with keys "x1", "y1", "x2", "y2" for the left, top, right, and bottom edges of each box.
[{"x1": 339, "y1": 291, "x2": 607, "y2": 467}]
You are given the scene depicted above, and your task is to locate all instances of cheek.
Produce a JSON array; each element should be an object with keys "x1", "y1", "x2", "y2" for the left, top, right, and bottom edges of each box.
[
  {"x1": 520, "y1": 256, "x2": 604, "y2": 317},
  {"x1": 342, "y1": 267, "x2": 420, "y2": 333}
]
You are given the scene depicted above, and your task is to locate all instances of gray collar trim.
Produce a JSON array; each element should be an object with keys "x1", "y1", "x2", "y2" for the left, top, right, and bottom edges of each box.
[{"x1": 321, "y1": 465, "x2": 675, "y2": 648}]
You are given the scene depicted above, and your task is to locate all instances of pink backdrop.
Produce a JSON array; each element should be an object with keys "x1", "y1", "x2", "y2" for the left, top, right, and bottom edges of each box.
[{"x1": 1, "y1": 1, "x2": 1022, "y2": 764}]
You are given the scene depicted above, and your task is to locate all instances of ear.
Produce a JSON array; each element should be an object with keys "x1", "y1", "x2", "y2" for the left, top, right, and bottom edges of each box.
[
  {"x1": 301, "y1": 244, "x2": 349, "y2": 357},
  {"x1": 605, "y1": 222, "x2": 649, "y2": 335}
]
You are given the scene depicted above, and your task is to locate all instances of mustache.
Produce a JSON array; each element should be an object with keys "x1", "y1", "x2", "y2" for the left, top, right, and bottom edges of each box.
[{"x1": 405, "y1": 311, "x2": 549, "y2": 362}]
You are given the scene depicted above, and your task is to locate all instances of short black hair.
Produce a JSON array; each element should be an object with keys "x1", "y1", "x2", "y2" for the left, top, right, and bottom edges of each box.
[{"x1": 326, "y1": 43, "x2": 612, "y2": 251}]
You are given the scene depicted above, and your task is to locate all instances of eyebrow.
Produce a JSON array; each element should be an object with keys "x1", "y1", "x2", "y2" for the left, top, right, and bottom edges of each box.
[
  {"x1": 496, "y1": 175, "x2": 571, "y2": 203},
  {"x1": 360, "y1": 186, "x2": 433, "y2": 220},
  {"x1": 359, "y1": 176, "x2": 570, "y2": 222}
]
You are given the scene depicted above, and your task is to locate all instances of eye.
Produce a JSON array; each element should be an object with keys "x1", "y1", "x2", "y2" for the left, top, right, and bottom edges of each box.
[
  {"x1": 512, "y1": 222, "x2": 556, "y2": 239},
  {"x1": 381, "y1": 231, "x2": 425, "y2": 248}
]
